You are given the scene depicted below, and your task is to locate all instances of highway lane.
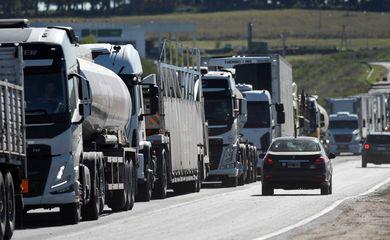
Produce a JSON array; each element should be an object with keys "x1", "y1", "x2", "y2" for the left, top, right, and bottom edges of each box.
[{"x1": 14, "y1": 155, "x2": 390, "y2": 240}]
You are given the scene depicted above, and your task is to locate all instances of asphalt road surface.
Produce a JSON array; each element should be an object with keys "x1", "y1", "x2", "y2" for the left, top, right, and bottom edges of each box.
[{"x1": 14, "y1": 155, "x2": 390, "y2": 240}]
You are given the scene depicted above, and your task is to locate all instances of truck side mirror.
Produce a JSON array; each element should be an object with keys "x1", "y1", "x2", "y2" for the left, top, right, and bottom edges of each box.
[
  {"x1": 77, "y1": 75, "x2": 92, "y2": 117},
  {"x1": 149, "y1": 84, "x2": 159, "y2": 115},
  {"x1": 277, "y1": 111, "x2": 285, "y2": 124},
  {"x1": 299, "y1": 116, "x2": 305, "y2": 128},
  {"x1": 363, "y1": 120, "x2": 366, "y2": 127},
  {"x1": 320, "y1": 122, "x2": 325, "y2": 127},
  {"x1": 275, "y1": 103, "x2": 285, "y2": 124}
]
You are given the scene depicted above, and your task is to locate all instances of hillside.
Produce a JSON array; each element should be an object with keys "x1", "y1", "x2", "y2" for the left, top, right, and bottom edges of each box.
[{"x1": 289, "y1": 49, "x2": 390, "y2": 104}]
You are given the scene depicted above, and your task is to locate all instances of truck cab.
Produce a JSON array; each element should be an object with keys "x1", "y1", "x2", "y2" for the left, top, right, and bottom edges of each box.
[
  {"x1": 328, "y1": 112, "x2": 362, "y2": 155},
  {"x1": 202, "y1": 71, "x2": 248, "y2": 186},
  {"x1": 236, "y1": 85, "x2": 273, "y2": 174}
]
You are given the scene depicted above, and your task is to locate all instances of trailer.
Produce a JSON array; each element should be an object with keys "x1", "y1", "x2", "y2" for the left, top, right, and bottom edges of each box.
[
  {"x1": 0, "y1": 45, "x2": 27, "y2": 240},
  {"x1": 144, "y1": 41, "x2": 209, "y2": 196}
]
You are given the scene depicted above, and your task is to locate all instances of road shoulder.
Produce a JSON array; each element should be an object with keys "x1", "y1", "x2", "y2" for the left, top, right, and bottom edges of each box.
[{"x1": 276, "y1": 183, "x2": 390, "y2": 240}]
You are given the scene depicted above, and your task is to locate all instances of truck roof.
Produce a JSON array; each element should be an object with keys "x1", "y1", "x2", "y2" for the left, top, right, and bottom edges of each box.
[
  {"x1": 329, "y1": 112, "x2": 358, "y2": 119},
  {"x1": 243, "y1": 90, "x2": 271, "y2": 102},
  {"x1": 0, "y1": 25, "x2": 75, "y2": 46},
  {"x1": 208, "y1": 55, "x2": 276, "y2": 68},
  {"x1": 81, "y1": 44, "x2": 143, "y2": 76}
]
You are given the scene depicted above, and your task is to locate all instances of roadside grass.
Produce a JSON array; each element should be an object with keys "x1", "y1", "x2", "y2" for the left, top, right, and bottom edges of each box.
[
  {"x1": 32, "y1": 9, "x2": 390, "y2": 41},
  {"x1": 183, "y1": 38, "x2": 390, "y2": 51},
  {"x1": 290, "y1": 48, "x2": 390, "y2": 104},
  {"x1": 367, "y1": 65, "x2": 388, "y2": 83}
]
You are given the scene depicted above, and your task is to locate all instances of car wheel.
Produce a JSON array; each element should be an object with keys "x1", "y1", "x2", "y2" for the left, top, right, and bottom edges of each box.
[
  {"x1": 320, "y1": 184, "x2": 330, "y2": 195},
  {"x1": 328, "y1": 178, "x2": 333, "y2": 195},
  {"x1": 362, "y1": 161, "x2": 367, "y2": 168},
  {"x1": 262, "y1": 183, "x2": 274, "y2": 196}
]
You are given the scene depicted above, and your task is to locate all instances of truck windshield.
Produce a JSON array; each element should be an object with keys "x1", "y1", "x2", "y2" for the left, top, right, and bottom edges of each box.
[
  {"x1": 204, "y1": 96, "x2": 232, "y2": 125},
  {"x1": 329, "y1": 120, "x2": 358, "y2": 129},
  {"x1": 23, "y1": 44, "x2": 68, "y2": 116},
  {"x1": 245, "y1": 101, "x2": 270, "y2": 128}
]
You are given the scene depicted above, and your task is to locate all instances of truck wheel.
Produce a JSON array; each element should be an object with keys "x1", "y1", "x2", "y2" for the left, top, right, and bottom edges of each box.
[
  {"x1": 60, "y1": 203, "x2": 81, "y2": 224},
  {"x1": 126, "y1": 160, "x2": 135, "y2": 210},
  {"x1": 81, "y1": 169, "x2": 100, "y2": 221},
  {"x1": 138, "y1": 149, "x2": 153, "y2": 202},
  {"x1": 222, "y1": 177, "x2": 238, "y2": 188},
  {"x1": 4, "y1": 171, "x2": 15, "y2": 240},
  {"x1": 153, "y1": 149, "x2": 167, "y2": 199},
  {"x1": 0, "y1": 172, "x2": 7, "y2": 239}
]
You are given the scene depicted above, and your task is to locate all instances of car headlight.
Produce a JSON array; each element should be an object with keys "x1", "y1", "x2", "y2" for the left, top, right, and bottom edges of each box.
[{"x1": 51, "y1": 163, "x2": 71, "y2": 189}]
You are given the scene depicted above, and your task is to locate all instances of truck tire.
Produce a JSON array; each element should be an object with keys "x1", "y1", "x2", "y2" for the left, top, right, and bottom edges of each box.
[
  {"x1": 222, "y1": 177, "x2": 238, "y2": 188},
  {"x1": 362, "y1": 160, "x2": 367, "y2": 168},
  {"x1": 109, "y1": 160, "x2": 132, "y2": 212},
  {"x1": 320, "y1": 183, "x2": 330, "y2": 195},
  {"x1": 138, "y1": 147, "x2": 153, "y2": 202},
  {"x1": 153, "y1": 149, "x2": 167, "y2": 199},
  {"x1": 60, "y1": 202, "x2": 81, "y2": 224},
  {"x1": 0, "y1": 172, "x2": 7, "y2": 240},
  {"x1": 4, "y1": 171, "x2": 15, "y2": 240},
  {"x1": 81, "y1": 169, "x2": 99, "y2": 221},
  {"x1": 124, "y1": 160, "x2": 135, "y2": 211}
]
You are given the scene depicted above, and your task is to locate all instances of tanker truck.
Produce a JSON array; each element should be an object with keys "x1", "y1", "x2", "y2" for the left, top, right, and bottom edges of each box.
[
  {"x1": 79, "y1": 43, "x2": 157, "y2": 201},
  {"x1": 0, "y1": 44, "x2": 27, "y2": 239},
  {"x1": 1, "y1": 20, "x2": 138, "y2": 224}
]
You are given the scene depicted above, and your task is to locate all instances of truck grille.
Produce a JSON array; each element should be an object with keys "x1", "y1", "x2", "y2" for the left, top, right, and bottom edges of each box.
[
  {"x1": 334, "y1": 134, "x2": 352, "y2": 143},
  {"x1": 25, "y1": 145, "x2": 51, "y2": 197},
  {"x1": 209, "y1": 139, "x2": 223, "y2": 170}
]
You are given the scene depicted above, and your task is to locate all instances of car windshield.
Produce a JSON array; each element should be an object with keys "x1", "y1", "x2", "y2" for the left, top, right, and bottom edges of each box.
[
  {"x1": 204, "y1": 96, "x2": 232, "y2": 125},
  {"x1": 244, "y1": 101, "x2": 270, "y2": 128},
  {"x1": 366, "y1": 135, "x2": 390, "y2": 144},
  {"x1": 329, "y1": 120, "x2": 358, "y2": 129},
  {"x1": 270, "y1": 139, "x2": 320, "y2": 152}
]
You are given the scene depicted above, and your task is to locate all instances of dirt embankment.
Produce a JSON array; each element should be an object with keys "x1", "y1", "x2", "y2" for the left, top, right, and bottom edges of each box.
[{"x1": 291, "y1": 184, "x2": 390, "y2": 240}]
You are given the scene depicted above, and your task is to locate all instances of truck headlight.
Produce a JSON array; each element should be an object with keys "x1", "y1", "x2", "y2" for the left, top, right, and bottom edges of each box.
[
  {"x1": 221, "y1": 146, "x2": 235, "y2": 169},
  {"x1": 51, "y1": 163, "x2": 71, "y2": 189}
]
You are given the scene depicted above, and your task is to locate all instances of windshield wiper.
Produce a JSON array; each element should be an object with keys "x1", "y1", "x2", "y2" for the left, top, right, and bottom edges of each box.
[{"x1": 26, "y1": 109, "x2": 49, "y2": 116}]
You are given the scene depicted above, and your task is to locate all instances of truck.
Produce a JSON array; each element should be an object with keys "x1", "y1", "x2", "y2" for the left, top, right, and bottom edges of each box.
[
  {"x1": 202, "y1": 70, "x2": 256, "y2": 186},
  {"x1": 79, "y1": 43, "x2": 156, "y2": 201},
  {"x1": 236, "y1": 84, "x2": 272, "y2": 176},
  {"x1": 0, "y1": 44, "x2": 27, "y2": 240},
  {"x1": 1, "y1": 20, "x2": 141, "y2": 224},
  {"x1": 326, "y1": 97, "x2": 364, "y2": 154},
  {"x1": 142, "y1": 41, "x2": 209, "y2": 196},
  {"x1": 206, "y1": 55, "x2": 293, "y2": 173}
]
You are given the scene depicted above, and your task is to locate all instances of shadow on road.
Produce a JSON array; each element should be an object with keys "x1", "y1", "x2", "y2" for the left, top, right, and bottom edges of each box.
[{"x1": 251, "y1": 193, "x2": 320, "y2": 197}]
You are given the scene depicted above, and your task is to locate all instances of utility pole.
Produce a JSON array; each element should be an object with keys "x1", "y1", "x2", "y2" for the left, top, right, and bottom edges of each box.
[
  {"x1": 280, "y1": 32, "x2": 286, "y2": 57},
  {"x1": 340, "y1": 24, "x2": 348, "y2": 50}
]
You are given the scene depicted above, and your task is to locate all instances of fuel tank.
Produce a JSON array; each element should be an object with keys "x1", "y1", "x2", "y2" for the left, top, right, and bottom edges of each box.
[{"x1": 77, "y1": 58, "x2": 131, "y2": 141}]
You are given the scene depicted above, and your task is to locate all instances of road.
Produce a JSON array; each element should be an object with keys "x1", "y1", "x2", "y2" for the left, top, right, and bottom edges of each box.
[
  {"x1": 371, "y1": 62, "x2": 390, "y2": 80},
  {"x1": 14, "y1": 155, "x2": 390, "y2": 240}
]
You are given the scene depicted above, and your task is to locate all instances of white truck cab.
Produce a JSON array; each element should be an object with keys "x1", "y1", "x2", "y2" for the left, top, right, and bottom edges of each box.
[
  {"x1": 237, "y1": 84, "x2": 273, "y2": 174},
  {"x1": 328, "y1": 112, "x2": 362, "y2": 154}
]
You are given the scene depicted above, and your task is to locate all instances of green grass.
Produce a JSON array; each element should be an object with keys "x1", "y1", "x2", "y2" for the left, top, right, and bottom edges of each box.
[
  {"x1": 32, "y1": 9, "x2": 390, "y2": 40},
  {"x1": 290, "y1": 48, "x2": 390, "y2": 104},
  {"x1": 368, "y1": 64, "x2": 389, "y2": 83}
]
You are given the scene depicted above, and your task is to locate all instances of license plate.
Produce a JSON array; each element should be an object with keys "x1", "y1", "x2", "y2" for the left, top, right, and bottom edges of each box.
[
  {"x1": 376, "y1": 147, "x2": 387, "y2": 151},
  {"x1": 280, "y1": 160, "x2": 302, "y2": 168}
]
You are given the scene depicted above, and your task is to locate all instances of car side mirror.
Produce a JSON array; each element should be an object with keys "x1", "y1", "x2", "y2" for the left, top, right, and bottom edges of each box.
[{"x1": 328, "y1": 153, "x2": 336, "y2": 159}]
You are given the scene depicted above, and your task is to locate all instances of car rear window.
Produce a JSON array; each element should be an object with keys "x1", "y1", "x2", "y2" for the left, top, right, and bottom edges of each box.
[
  {"x1": 366, "y1": 135, "x2": 390, "y2": 144},
  {"x1": 270, "y1": 139, "x2": 320, "y2": 152}
]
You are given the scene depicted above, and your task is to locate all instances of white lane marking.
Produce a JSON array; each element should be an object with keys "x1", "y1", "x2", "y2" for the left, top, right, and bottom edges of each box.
[{"x1": 252, "y1": 176, "x2": 390, "y2": 240}]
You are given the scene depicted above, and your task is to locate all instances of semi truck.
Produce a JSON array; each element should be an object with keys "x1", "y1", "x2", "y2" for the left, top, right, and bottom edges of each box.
[
  {"x1": 79, "y1": 43, "x2": 156, "y2": 201},
  {"x1": 202, "y1": 70, "x2": 256, "y2": 186},
  {"x1": 207, "y1": 55, "x2": 293, "y2": 172},
  {"x1": 1, "y1": 20, "x2": 142, "y2": 224},
  {"x1": 0, "y1": 45, "x2": 27, "y2": 240},
  {"x1": 236, "y1": 84, "x2": 272, "y2": 176},
  {"x1": 326, "y1": 97, "x2": 364, "y2": 154},
  {"x1": 142, "y1": 41, "x2": 209, "y2": 196}
]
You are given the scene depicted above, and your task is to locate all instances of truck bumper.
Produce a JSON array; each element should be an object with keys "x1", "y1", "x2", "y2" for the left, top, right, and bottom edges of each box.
[
  {"x1": 208, "y1": 168, "x2": 239, "y2": 178},
  {"x1": 24, "y1": 190, "x2": 77, "y2": 207},
  {"x1": 329, "y1": 143, "x2": 362, "y2": 154}
]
